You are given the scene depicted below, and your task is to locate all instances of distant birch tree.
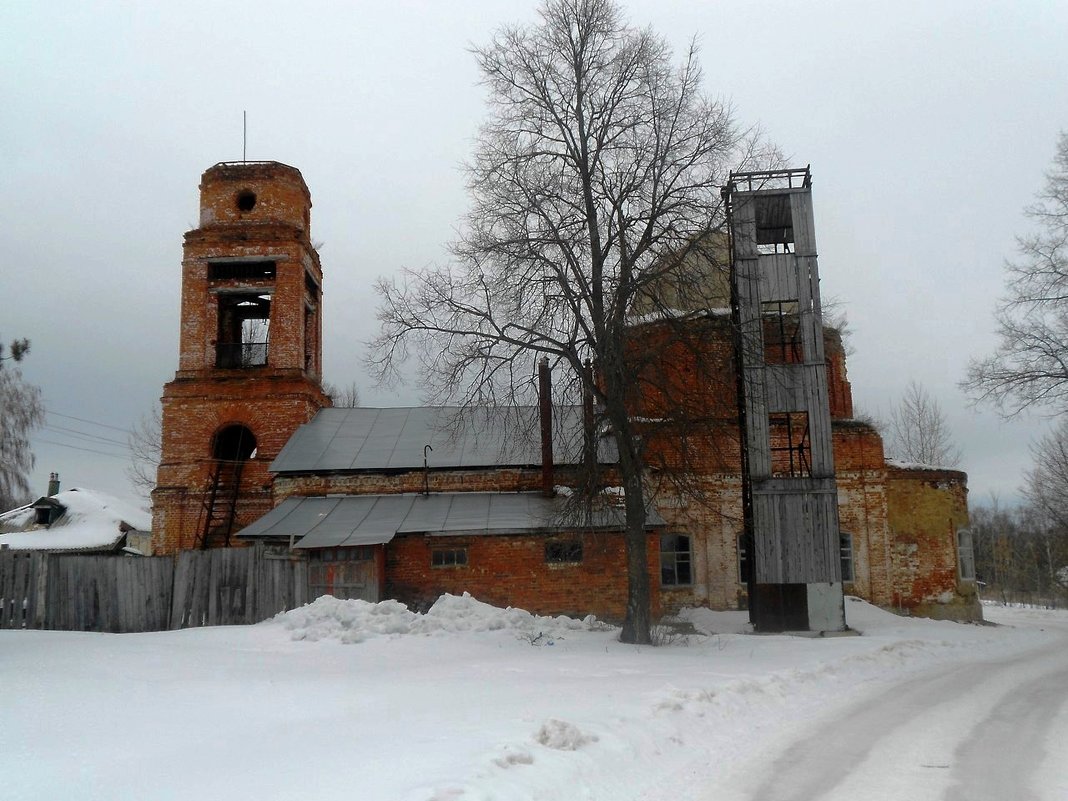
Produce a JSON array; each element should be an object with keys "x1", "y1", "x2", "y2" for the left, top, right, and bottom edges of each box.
[
  {"x1": 0, "y1": 337, "x2": 44, "y2": 510},
  {"x1": 370, "y1": 0, "x2": 768, "y2": 643}
]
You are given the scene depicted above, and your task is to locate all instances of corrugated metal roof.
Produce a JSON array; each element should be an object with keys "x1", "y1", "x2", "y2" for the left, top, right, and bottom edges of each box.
[
  {"x1": 236, "y1": 492, "x2": 661, "y2": 549},
  {"x1": 270, "y1": 406, "x2": 618, "y2": 474}
]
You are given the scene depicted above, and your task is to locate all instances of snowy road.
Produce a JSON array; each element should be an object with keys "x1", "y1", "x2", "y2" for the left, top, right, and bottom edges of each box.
[{"x1": 740, "y1": 612, "x2": 1068, "y2": 801}]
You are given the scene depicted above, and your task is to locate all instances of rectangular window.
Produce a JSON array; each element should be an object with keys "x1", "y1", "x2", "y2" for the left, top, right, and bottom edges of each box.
[
  {"x1": 208, "y1": 261, "x2": 276, "y2": 281},
  {"x1": 660, "y1": 533, "x2": 692, "y2": 586},
  {"x1": 309, "y1": 546, "x2": 373, "y2": 563},
  {"x1": 957, "y1": 529, "x2": 976, "y2": 581},
  {"x1": 769, "y1": 412, "x2": 811, "y2": 477},
  {"x1": 840, "y1": 533, "x2": 854, "y2": 583},
  {"x1": 431, "y1": 548, "x2": 467, "y2": 568},
  {"x1": 737, "y1": 533, "x2": 751, "y2": 584},
  {"x1": 545, "y1": 540, "x2": 583, "y2": 564},
  {"x1": 762, "y1": 300, "x2": 802, "y2": 363},
  {"x1": 753, "y1": 192, "x2": 795, "y2": 247}
]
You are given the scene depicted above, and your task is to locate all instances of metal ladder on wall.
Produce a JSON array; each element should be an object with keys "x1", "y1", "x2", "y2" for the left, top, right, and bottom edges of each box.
[{"x1": 196, "y1": 459, "x2": 245, "y2": 549}]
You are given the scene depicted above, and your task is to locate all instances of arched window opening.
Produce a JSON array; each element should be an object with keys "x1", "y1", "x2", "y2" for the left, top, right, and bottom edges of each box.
[
  {"x1": 957, "y1": 529, "x2": 976, "y2": 581},
  {"x1": 213, "y1": 424, "x2": 257, "y2": 462}
]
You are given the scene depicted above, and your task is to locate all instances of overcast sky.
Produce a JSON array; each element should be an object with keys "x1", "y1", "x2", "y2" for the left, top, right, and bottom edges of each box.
[{"x1": 2, "y1": 0, "x2": 1066, "y2": 509}]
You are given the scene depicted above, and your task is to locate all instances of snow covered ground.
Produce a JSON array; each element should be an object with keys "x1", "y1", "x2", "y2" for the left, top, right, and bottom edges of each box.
[{"x1": 1, "y1": 596, "x2": 1064, "y2": 801}]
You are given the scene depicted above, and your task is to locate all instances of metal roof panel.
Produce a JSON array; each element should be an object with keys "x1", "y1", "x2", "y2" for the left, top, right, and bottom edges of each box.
[
  {"x1": 271, "y1": 406, "x2": 618, "y2": 474},
  {"x1": 238, "y1": 491, "x2": 657, "y2": 550}
]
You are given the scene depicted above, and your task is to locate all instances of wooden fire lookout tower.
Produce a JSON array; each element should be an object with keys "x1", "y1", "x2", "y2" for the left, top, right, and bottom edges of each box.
[{"x1": 725, "y1": 167, "x2": 847, "y2": 632}]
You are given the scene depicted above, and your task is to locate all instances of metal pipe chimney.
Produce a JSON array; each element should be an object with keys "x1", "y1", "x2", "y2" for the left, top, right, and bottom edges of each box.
[{"x1": 538, "y1": 357, "x2": 554, "y2": 498}]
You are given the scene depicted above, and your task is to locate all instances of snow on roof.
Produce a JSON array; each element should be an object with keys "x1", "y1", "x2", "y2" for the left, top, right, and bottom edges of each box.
[
  {"x1": 625, "y1": 307, "x2": 732, "y2": 326},
  {"x1": 885, "y1": 458, "x2": 964, "y2": 473},
  {"x1": 0, "y1": 488, "x2": 151, "y2": 552}
]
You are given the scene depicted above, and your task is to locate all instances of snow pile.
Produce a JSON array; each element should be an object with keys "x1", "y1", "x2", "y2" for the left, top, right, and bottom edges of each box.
[
  {"x1": 275, "y1": 591, "x2": 608, "y2": 644},
  {"x1": 0, "y1": 488, "x2": 151, "y2": 551},
  {"x1": 675, "y1": 605, "x2": 753, "y2": 635}
]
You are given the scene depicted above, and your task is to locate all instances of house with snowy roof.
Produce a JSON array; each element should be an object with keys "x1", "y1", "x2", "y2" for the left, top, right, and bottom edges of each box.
[{"x1": 0, "y1": 477, "x2": 151, "y2": 555}]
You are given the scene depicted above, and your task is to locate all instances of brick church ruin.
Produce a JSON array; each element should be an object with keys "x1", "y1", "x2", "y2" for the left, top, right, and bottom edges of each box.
[{"x1": 151, "y1": 161, "x2": 981, "y2": 625}]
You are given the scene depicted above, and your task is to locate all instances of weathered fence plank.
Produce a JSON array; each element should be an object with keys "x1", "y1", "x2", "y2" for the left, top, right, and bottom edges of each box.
[
  {"x1": 0, "y1": 551, "x2": 38, "y2": 629},
  {"x1": 1, "y1": 547, "x2": 307, "y2": 634}
]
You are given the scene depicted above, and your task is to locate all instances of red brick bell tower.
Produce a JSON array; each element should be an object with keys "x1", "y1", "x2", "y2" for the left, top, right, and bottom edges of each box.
[{"x1": 151, "y1": 161, "x2": 329, "y2": 555}]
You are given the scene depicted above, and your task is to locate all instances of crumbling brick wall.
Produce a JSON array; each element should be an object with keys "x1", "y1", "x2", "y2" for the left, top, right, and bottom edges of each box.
[{"x1": 885, "y1": 465, "x2": 981, "y2": 620}]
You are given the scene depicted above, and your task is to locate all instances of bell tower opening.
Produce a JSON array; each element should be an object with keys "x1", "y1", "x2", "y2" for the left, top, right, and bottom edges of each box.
[{"x1": 216, "y1": 293, "x2": 271, "y2": 368}]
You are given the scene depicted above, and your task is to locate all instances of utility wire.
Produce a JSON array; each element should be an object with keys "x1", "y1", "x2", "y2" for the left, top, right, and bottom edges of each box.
[
  {"x1": 42, "y1": 423, "x2": 128, "y2": 448},
  {"x1": 45, "y1": 409, "x2": 132, "y2": 434},
  {"x1": 33, "y1": 438, "x2": 129, "y2": 460}
]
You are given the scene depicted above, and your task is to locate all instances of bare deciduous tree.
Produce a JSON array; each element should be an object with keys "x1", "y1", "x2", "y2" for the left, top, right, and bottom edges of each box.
[
  {"x1": 370, "y1": 0, "x2": 766, "y2": 643},
  {"x1": 0, "y1": 337, "x2": 44, "y2": 510},
  {"x1": 886, "y1": 380, "x2": 961, "y2": 467},
  {"x1": 127, "y1": 402, "x2": 162, "y2": 499},
  {"x1": 965, "y1": 132, "x2": 1068, "y2": 415},
  {"x1": 322, "y1": 381, "x2": 361, "y2": 408},
  {"x1": 1025, "y1": 419, "x2": 1068, "y2": 530}
]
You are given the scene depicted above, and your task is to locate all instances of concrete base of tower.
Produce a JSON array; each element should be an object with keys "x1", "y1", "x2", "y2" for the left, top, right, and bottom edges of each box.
[{"x1": 750, "y1": 582, "x2": 847, "y2": 633}]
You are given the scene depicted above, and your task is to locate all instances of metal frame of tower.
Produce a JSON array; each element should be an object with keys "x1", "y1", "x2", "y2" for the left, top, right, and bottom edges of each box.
[{"x1": 724, "y1": 167, "x2": 846, "y2": 632}]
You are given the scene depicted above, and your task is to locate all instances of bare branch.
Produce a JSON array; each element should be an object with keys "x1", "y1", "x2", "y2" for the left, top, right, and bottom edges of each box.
[
  {"x1": 886, "y1": 380, "x2": 961, "y2": 468},
  {"x1": 965, "y1": 132, "x2": 1068, "y2": 415},
  {"x1": 126, "y1": 402, "x2": 162, "y2": 500}
]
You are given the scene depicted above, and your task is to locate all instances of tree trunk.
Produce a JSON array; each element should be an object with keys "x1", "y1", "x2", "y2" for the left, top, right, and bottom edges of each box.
[
  {"x1": 613, "y1": 408, "x2": 651, "y2": 644},
  {"x1": 620, "y1": 472, "x2": 651, "y2": 644}
]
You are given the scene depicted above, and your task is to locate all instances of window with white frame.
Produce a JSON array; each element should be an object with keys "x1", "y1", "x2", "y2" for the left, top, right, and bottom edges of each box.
[
  {"x1": 840, "y1": 532, "x2": 854, "y2": 583},
  {"x1": 660, "y1": 533, "x2": 692, "y2": 586},
  {"x1": 957, "y1": 529, "x2": 976, "y2": 581}
]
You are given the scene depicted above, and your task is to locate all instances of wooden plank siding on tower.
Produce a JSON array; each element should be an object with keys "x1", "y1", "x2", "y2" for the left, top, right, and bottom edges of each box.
[{"x1": 727, "y1": 168, "x2": 846, "y2": 631}]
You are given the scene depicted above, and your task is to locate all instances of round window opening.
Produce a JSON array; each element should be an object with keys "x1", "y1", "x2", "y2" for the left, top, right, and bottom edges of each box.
[{"x1": 236, "y1": 190, "x2": 257, "y2": 212}]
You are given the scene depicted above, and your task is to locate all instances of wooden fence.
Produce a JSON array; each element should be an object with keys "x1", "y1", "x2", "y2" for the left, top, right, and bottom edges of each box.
[{"x1": 0, "y1": 543, "x2": 309, "y2": 633}]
